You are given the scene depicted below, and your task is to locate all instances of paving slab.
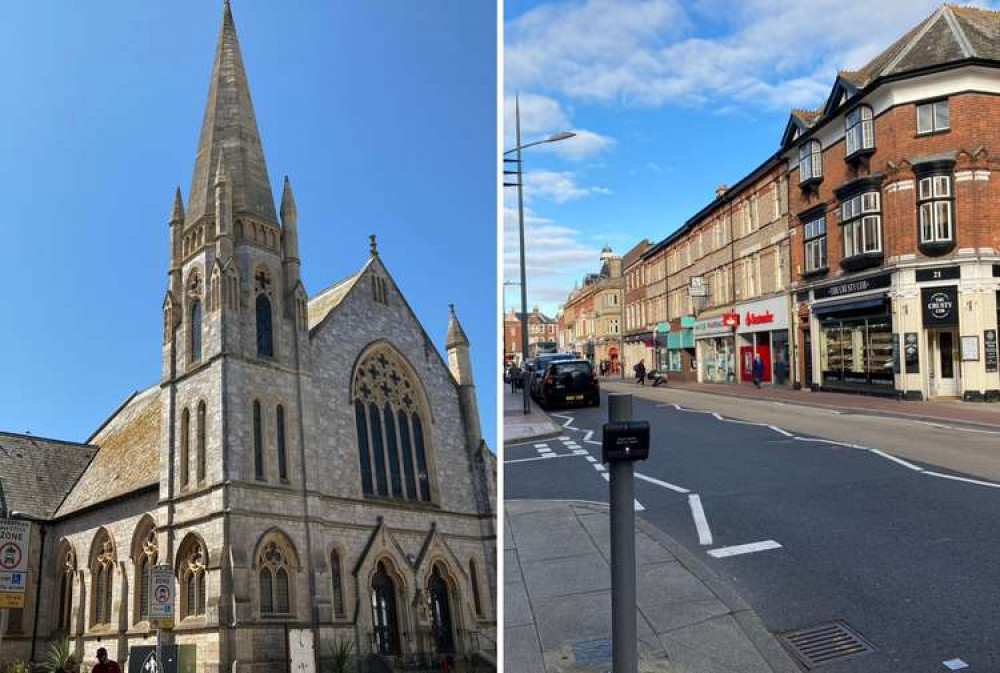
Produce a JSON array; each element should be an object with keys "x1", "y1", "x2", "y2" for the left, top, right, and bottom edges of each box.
[
  {"x1": 504, "y1": 499, "x2": 800, "y2": 673},
  {"x1": 505, "y1": 389, "x2": 565, "y2": 444}
]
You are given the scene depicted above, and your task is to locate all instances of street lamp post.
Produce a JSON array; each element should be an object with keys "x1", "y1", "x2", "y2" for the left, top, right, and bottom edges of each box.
[{"x1": 504, "y1": 95, "x2": 575, "y2": 414}]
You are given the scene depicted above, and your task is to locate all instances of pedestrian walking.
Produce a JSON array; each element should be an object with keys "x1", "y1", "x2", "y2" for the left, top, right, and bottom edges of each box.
[
  {"x1": 510, "y1": 364, "x2": 520, "y2": 393},
  {"x1": 752, "y1": 353, "x2": 763, "y2": 389},
  {"x1": 634, "y1": 359, "x2": 646, "y2": 385},
  {"x1": 92, "y1": 648, "x2": 122, "y2": 673}
]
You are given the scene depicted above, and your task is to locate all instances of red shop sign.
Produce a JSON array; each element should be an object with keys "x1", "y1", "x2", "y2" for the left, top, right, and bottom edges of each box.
[
  {"x1": 721, "y1": 313, "x2": 740, "y2": 327},
  {"x1": 745, "y1": 311, "x2": 774, "y2": 326}
]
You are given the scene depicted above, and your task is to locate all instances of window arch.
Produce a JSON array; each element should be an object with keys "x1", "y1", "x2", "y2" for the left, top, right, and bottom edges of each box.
[
  {"x1": 197, "y1": 401, "x2": 207, "y2": 482},
  {"x1": 132, "y1": 523, "x2": 158, "y2": 624},
  {"x1": 428, "y1": 563, "x2": 456, "y2": 654},
  {"x1": 253, "y1": 400, "x2": 264, "y2": 480},
  {"x1": 256, "y1": 531, "x2": 297, "y2": 617},
  {"x1": 276, "y1": 404, "x2": 288, "y2": 481},
  {"x1": 190, "y1": 299, "x2": 202, "y2": 362},
  {"x1": 330, "y1": 548, "x2": 346, "y2": 619},
  {"x1": 256, "y1": 294, "x2": 274, "y2": 357},
  {"x1": 89, "y1": 529, "x2": 116, "y2": 627},
  {"x1": 177, "y1": 535, "x2": 207, "y2": 619},
  {"x1": 180, "y1": 407, "x2": 190, "y2": 489},
  {"x1": 351, "y1": 344, "x2": 434, "y2": 502},
  {"x1": 56, "y1": 541, "x2": 77, "y2": 632}
]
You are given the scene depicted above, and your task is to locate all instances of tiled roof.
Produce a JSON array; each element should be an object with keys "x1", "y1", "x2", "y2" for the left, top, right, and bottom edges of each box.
[
  {"x1": 0, "y1": 432, "x2": 96, "y2": 519},
  {"x1": 56, "y1": 385, "x2": 162, "y2": 517},
  {"x1": 306, "y1": 262, "x2": 369, "y2": 330}
]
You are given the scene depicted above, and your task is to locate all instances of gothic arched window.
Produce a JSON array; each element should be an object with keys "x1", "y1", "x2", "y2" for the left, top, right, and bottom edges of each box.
[
  {"x1": 253, "y1": 400, "x2": 264, "y2": 480},
  {"x1": 178, "y1": 535, "x2": 207, "y2": 619},
  {"x1": 256, "y1": 294, "x2": 274, "y2": 358},
  {"x1": 197, "y1": 401, "x2": 207, "y2": 483},
  {"x1": 330, "y1": 549, "x2": 345, "y2": 619},
  {"x1": 371, "y1": 561, "x2": 400, "y2": 655},
  {"x1": 352, "y1": 345, "x2": 434, "y2": 503},
  {"x1": 470, "y1": 558, "x2": 483, "y2": 618},
  {"x1": 57, "y1": 542, "x2": 76, "y2": 632},
  {"x1": 257, "y1": 533, "x2": 297, "y2": 617},
  {"x1": 276, "y1": 404, "x2": 288, "y2": 481},
  {"x1": 190, "y1": 299, "x2": 202, "y2": 362},
  {"x1": 89, "y1": 530, "x2": 115, "y2": 627},
  {"x1": 180, "y1": 407, "x2": 190, "y2": 489},
  {"x1": 134, "y1": 526, "x2": 158, "y2": 623}
]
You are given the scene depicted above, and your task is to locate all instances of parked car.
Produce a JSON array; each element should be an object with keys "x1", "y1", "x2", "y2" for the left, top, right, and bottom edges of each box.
[
  {"x1": 529, "y1": 352, "x2": 578, "y2": 399},
  {"x1": 538, "y1": 359, "x2": 600, "y2": 409}
]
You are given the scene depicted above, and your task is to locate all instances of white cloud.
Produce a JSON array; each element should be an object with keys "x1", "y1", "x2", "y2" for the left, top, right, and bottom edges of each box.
[
  {"x1": 524, "y1": 170, "x2": 612, "y2": 203},
  {"x1": 504, "y1": 93, "x2": 615, "y2": 160},
  {"x1": 506, "y1": 0, "x2": 981, "y2": 111}
]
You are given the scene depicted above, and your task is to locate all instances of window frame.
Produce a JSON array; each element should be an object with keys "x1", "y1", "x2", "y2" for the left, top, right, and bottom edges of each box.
[
  {"x1": 802, "y1": 214, "x2": 828, "y2": 274},
  {"x1": 917, "y1": 172, "x2": 955, "y2": 248},
  {"x1": 798, "y1": 140, "x2": 823, "y2": 185},
  {"x1": 839, "y1": 191, "x2": 883, "y2": 258},
  {"x1": 845, "y1": 104, "x2": 875, "y2": 158},
  {"x1": 916, "y1": 99, "x2": 950, "y2": 135}
]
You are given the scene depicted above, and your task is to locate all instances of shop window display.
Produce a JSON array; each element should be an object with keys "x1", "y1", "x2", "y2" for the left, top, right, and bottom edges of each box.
[{"x1": 819, "y1": 316, "x2": 894, "y2": 386}]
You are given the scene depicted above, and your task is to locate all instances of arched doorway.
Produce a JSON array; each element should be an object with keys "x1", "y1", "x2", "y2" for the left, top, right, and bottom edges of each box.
[
  {"x1": 371, "y1": 562, "x2": 401, "y2": 656},
  {"x1": 428, "y1": 565, "x2": 455, "y2": 654}
]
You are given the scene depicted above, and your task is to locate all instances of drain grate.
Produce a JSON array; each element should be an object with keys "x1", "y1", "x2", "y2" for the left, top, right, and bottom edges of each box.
[{"x1": 780, "y1": 621, "x2": 876, "y2": 669}]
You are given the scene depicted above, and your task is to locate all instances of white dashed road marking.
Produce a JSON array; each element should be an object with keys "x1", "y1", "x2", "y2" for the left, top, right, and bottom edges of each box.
[
  {"x1": 708, "y1": 540, "x2": 782, "y2": 558},
  {"x1": 688, "y1": 494, "x2": 713, "y2": 546},
  {"x1": 635, "y1": 472, "x2": 690, "y2": 494}
]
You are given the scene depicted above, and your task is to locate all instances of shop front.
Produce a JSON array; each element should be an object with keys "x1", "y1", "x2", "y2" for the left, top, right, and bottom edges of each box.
[
  {"x1": 694, "y1": 314, "x2": 737, "y2": 383},
  {"x1": 623, "y1": 331, "x2": 654, "y2": 374},
  {"x1": 734, "y1": 296, "x2": 790, "y2": 386},
  {"x1": 665, "y1": 317, "x2": 697, "y2": 382},
  {"x1": 808, "y1": 271, "x2": 897, "y2": 396}
]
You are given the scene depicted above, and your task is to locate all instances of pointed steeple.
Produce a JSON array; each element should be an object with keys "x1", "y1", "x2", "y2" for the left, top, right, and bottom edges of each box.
[
  {"x1": 170, "y1": 186, "x2": 185, "y2": 224},
  {"x1": 280, "y1": 176, "x2": 300, "y2": 288},
  {"x1": 280, "y1": 175, "x2": 296, "y2": 218},
  {"x1": 187, "y1": 0, "x2": 277, "y2": 227},
  {"x1": 445, "y1": 304, "x2": 470, "y2": 349}
]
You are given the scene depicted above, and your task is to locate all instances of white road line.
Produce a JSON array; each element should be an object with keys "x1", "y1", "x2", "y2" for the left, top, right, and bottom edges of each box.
[
  {"x1": 600, "y1": 472, "x2": 610, "y2": 482},
  {"x1": 634, "y1": 500, "x2": 646, "y2": 512},
  {"x1": 583, "y1": 430, "x2": 594, "y2": 441},
  {"x1": 585, "y1": 456, "x2": 597, "y2": 463},
  {"x1": 868, "y1": 448, "x2": 924, "y2": 471},
  {"x1": 943, "y1": 658, "x2": 969, "y2": 670},
  {"x1": 712, "y1": 412, "x2": 724, "y2": 420},
  {"x1": 533, "y1": 443, "x2": 549, "y2": 448},
  {"x1": 708, "y1": 540, "x2": 782, "y2": 558},
  {"x1": 572, "y1": 449, "x2": 589, "y2": 455},
  {"x1": 768, "y1": 425, "x2": 794, "y2": 437},
  {"x1": 585, "y1": 439, "x2": 602, "y2": 445},
  {"x1": 504, "y1": 454, "x2": 582, "y2": 464},
  {"x1": 792, "y1": 436, "x2": 860, "y2": 448},
  {"x1": 923, "y1": 471, "x2": 1000, "y2": 489},
  {"x1": 559, "y1": 435, "x2": 570, "y2": 440},
  {"x1": 594, "y1": 464, "x2": 607, "y2": 472},
  {"x1": 635, "y1": 472, "x2": 691, "y2": 494},
  {"x1": 688, "y1": 494, "x2": 713, "y2": 546}
]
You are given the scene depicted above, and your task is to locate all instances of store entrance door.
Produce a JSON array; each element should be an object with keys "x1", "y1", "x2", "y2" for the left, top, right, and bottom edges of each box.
[{"x1": 929, "y1": 329, "x2": 959, "y2": 397}]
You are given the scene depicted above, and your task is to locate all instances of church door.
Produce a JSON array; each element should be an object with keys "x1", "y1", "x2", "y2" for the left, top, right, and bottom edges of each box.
[
  {"x1": 428, "y1": 566, "x2": 456, "y2": 654},
  {"x1": 371, "y1": 563, "x2": 401, "y2": 656}
]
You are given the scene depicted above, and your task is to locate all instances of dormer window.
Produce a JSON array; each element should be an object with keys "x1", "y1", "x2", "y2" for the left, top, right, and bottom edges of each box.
[
  {"x1": 799, "y1": 140, "x2": 822, "y2": 186},
  {"x1": 845, "y1": 105, "x2": 874, "y2": 158}
]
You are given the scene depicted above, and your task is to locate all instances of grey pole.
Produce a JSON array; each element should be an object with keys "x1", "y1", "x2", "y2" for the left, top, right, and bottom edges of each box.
[
  {"x1": 515, "y1": 95, "x2": 532, "y2": 414},
  {"x1": 607, "y1": 393, "x2": 637, "y2": 673}
]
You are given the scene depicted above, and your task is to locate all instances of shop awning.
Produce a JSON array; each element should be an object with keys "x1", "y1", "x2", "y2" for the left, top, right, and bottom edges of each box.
[
  {"x1": 667, "y1": 330, "x2": 694, "y2": 349},
  {"x1": 812, "y1": 296, "x2": 888, "y2": 316}
]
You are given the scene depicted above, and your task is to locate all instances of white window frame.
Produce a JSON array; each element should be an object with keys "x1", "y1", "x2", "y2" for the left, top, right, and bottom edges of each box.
[
  {"x1": 916, "y1": 100, "x2": 949, "y2": 135},
  {"x1": 840, "y1": 191, "x2": 882, "y2": 257},
  {"x1": 799, "y1": 140, "x2": 822, "y2": 183},
  {"x1": 803, "y1": 215, "x2": 827, "y2": 272},
  {"x1": 917, "y1": 174, "x2": 954, "y2": 243},
  {"x1": 845, "y1": 105, "x2": 874, "y2": 156}
]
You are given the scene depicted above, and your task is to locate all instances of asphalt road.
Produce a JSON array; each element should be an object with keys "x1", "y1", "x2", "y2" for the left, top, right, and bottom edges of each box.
[{"x1": 505, "y1": 390, "x2": 1000, "y2": 673}]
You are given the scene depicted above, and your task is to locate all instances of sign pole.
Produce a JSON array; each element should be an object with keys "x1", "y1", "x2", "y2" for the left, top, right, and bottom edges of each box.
[{"x1": 607, "y1": 393, "x2": 637, "y2": 673}]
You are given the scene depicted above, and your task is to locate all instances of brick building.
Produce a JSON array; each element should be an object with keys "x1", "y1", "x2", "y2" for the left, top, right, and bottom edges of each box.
[
  {"x1": 0, "y1": 4, "x2": 495, "y2": 671},
  {"x1": 621, "y1": 240, "x2": 652, "y2": 369},
  {"x1": 502, "y1": 307, "x2": 558, "y2": 364},
  {"x1": 557, "y1": 247, "x2": 624, "y2": 369},
  {"x1": 786, "y1": 5, "x2": 1000, "y2": 401}
]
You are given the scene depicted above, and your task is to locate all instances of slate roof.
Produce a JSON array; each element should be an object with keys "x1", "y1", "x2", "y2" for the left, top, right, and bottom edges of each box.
[
  {"x1": 306, "y1": 261, "x2": 370, "y2": 330},
  {"x1": 56, "y1": 385, "x2": 162, "y2": 517},
  {"x1": 0, "y1": 432, "x2": 96, "y2": 519},
  {"x1": 186, "y1": 0, "x2": 277, "y2": 226}
]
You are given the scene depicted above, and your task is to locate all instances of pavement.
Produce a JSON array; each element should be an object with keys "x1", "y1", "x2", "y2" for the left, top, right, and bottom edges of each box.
[
  {"x1": 504, "y1": 387, "x2": 564, "y2": 444},
  {"x1": 505, "y1": 390, "x2": 1000, "y2": 672},
  {"x1": 504, "y1": 499, "x2": 799, "y2": 673},
  {"x1": 612, "y1": 377, "x2": 1000, "y2": 428}
]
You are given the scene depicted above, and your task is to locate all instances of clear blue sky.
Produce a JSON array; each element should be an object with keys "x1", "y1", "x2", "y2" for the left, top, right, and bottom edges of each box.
[
  {"x1": 504, "y1": 0, "x2": 988, "y2": 315},
  {"x1": 0, "y1": 1, "x2": 497, "y2": 445}
]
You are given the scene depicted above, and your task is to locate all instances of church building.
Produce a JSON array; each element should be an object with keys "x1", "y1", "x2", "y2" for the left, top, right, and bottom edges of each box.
[{"x1": 0, "y1": 2, "x2": 495, "y2": 671}]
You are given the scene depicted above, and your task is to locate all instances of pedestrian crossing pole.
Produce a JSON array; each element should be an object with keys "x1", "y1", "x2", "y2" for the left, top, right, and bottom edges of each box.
[{"x1": 604, "y1": 394, "x2": 650, "y2": 673}]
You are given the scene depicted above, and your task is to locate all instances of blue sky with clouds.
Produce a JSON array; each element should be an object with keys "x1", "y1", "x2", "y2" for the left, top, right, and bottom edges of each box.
[
  {"x1": 0, "y1": 1, "x2": 496, "y2": 445},
  {"x1": 503, "y1": 0, "x2": 993, "y2": 316}
]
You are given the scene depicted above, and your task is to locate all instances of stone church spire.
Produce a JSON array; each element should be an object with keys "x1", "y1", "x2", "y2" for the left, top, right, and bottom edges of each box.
[
  {"x1": 446, "y1": 304, "x2": 482, "y2": 453},
  {"x1": 186, "y1": 0, "x2": 277, "y2": 227}
]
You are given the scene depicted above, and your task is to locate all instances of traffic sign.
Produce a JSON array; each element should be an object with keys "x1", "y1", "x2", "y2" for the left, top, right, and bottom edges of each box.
[
  {"x1": 150, "y1": 564, "x2": 174, "y2": 627},
  {"x1": 0, "y1": 519, "x2": 30, "y2": 608}
]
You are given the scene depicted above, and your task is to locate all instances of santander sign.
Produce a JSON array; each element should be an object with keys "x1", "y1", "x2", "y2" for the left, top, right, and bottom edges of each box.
[{"x1": 745, "y1": 311, "x2": 774, "y2": 326}]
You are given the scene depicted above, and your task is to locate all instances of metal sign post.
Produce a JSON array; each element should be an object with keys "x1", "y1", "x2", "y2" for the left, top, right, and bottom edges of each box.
[
  {"x1": 602, "y1": 394, "x2": 651, "y2": 673},
  {"x1": 150, "y1": 564, "x2": 175, "y2": 672}
]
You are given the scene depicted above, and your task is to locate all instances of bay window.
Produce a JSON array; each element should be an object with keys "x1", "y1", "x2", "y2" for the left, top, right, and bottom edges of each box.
[
  {"x1": 845, "y1": 105, "x2": 874, "y2": 157},
  {"x1": 917, "y1": 173, "x2": 954, "y2": 252},
  {"x1": 803, "y1": 215, "x2": 827, "y2": 274},
  {"x1": 840, "y1": 191, "x2": 882, "y2": 259},
  {"x1": 799, "y1": 140, "x2": 822, "y2": 184}
]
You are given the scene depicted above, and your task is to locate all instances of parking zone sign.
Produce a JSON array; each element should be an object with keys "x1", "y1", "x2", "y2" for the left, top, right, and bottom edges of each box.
[
  {"x1": 0, "y1": 519, "x2": 30, "y2": 608},
  {"x1": 150, "y1": 564, "x2": 174, "y2": 628}
]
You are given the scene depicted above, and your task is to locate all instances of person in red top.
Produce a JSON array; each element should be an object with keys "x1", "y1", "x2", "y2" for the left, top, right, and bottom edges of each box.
[{"x1": 92, "y1": 648, "x2": 122, "y2": 673}]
